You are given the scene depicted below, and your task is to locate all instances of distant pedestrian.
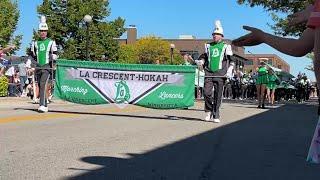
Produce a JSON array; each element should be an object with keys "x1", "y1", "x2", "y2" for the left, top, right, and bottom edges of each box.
[
  {"x1": 266, "y1": 69, "x2": 278, "y2": 106},
  {"x1": 256, "y1": 62, "x2": 268, "y2": 108}
]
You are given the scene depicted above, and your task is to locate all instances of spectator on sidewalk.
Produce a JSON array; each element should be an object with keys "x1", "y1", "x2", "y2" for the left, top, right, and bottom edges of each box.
[
  {"x1": 0, "y1": 45, "x2": 16, "y2": 76},
  {"x1": 8, "y1": 69, "x2": 21, "y2": 97},
  {"x1": 18, "y1": 57, "x2": 28, "y2": 97}
]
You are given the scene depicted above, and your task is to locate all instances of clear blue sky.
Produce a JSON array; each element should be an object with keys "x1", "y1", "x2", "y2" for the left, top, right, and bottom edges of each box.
[{"x1": 16, "y1": 0, "x2": 315, "y2": 80}]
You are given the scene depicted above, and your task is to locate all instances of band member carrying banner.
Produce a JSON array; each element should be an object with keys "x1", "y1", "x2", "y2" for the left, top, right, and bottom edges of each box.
[
  {"x1": 31, "y1": 16, "x2": 58, "y2": 113},
  {"x1": 196, "y1": 20, "x2": 234, "y2": 123}
]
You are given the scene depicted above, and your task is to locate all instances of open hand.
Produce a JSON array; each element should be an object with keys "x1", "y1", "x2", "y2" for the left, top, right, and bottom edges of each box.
[{"x1": 232, "y1": 26, "x2": 266, "y2": 47}]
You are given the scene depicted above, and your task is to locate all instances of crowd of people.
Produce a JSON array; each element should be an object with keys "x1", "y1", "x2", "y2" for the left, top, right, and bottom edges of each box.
[
  {"x1": 185, "y1": 19, "x2": 315, "y2": 122},
  {"x1": 194, "y1": 65, "x2": 316, "y2": 106},
  {"x1": 0, "y1": 55, "x2": 55, "y2": 103}
]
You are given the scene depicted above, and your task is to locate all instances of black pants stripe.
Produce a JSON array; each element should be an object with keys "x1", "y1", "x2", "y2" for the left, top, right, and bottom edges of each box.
[
  {"x1": 204, "y1": 73, "x2": 224, "y2": 119},
  {"x1": 36, "y1": 68, "x2": 50, "y2": 107}
]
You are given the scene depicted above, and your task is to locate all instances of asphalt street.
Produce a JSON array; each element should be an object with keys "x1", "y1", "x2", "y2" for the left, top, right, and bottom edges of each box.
[{"x1": 0, "y1": 97, "x2": 319, "y2": 180}]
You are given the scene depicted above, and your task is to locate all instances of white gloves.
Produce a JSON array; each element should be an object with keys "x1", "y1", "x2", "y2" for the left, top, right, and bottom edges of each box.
[
  {"x1": 195, "y1": 59, "x2": 204, "y2": 66},
  {"x1": 226, "y1": 65, "x2": 234, "y2": 79},
  {"x1": 51, "y1": 54, "x2": 58, "y2": 60}
]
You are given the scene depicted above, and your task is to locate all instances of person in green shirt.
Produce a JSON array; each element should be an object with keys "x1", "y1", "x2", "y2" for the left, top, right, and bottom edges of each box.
[
  {"x1": 31, "y1": 16, "x2": 58, "y2": 113},
  {"x1": 256, "y1": 62, "x2": 269, "y2": 109},
  {"x1": 266, "y1": 69, "x2": 279, "y2": 106}
]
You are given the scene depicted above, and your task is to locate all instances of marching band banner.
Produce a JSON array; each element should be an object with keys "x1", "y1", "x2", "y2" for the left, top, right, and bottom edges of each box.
[{"x1": 54, "y1": 60, "x2": 195, "y2": 109}]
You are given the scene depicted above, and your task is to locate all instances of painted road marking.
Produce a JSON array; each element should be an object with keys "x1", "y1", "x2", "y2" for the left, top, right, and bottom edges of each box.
[{"x1": 0, "y1": 105, "x2": 146, "y2": 124}]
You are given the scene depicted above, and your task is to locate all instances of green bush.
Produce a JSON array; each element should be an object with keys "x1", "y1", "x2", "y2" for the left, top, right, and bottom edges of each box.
[{"x1": 0, "y1": 76, "x2": 8, "y2": 97}]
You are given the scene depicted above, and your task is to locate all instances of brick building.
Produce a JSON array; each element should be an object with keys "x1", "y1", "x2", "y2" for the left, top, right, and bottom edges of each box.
[
  {"x1": 118, "y1": 25, "x2": 249, "y2": 69},
  {"x1": 118, "y1": 26, "x2": 291, "y2": 74},
  {"x1": 244, "y1": 54, "x2": 290, "y2": 73}
]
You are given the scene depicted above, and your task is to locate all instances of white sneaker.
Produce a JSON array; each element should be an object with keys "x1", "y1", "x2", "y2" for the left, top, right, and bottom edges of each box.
[
  {"x1": 38, "y1": 106, "x2": 48, "y2": 113},
  {"x1": 213, "y1": 118, "x2": 220, "y2": 123},
  {"x1": 204, "y1": 112, "x2": 212, "y2": 122},
  {"x1": 33, "y1": 98, "x2": 39, "y2": 104}
]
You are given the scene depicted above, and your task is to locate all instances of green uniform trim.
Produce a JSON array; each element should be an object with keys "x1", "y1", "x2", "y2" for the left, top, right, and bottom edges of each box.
[
  {"x1": 256, "y1": 66, "x2": 269, "y2": 85},
  {"x1": 206, "y1": 42, "x2": 227, "y2": 72},
  {"x1": 35, "y1": 38, "x2": 54, "y2": 66},
  {"x1": 267, "y1": 74, "x2": 278, "y2": 89}
]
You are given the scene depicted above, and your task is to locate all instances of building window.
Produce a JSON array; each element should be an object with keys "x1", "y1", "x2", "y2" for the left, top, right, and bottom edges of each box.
[
  {"x1": 244, "y1": 60, "x2": 253, "y2": 65},
  {"x1": 278, "y1": 65, "x2": 282, "y2": 69},
  {"x1": 267, "y1": 59, "x2": 273, "y2": 66}
]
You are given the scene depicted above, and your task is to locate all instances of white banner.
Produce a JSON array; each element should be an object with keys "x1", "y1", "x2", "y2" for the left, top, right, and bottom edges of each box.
[{"x1": 66, "y1": 68, "x2": 184, "y2": 84}]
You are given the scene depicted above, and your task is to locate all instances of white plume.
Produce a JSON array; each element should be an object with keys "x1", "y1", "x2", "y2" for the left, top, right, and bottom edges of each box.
[
  {"x1": 213, "y1": 19, "x2": 224, "y2": 36},
  {"x1": 215, "y1": 20, "x2": 222, "y2": 29},
  {"x1": 40, "y1": 15, "x2": 46, "y2": 23}
]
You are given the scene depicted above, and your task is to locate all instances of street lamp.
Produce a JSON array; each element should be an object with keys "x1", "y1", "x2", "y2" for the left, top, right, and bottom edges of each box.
[
  {"x1": 83, "y1": 15, "x2": 92, "y2": 60},
  {"x1": 170, "y1": 43, "x2": 175, "y2": 65}
]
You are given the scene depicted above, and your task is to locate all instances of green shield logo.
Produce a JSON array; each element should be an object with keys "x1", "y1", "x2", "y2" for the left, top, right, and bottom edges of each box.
[
  {"x1": 114, "y1": 81, "x2": 131, "y2": 104},
  {"x1": 212, "y1": 48, "x2": 220, "y2": 57}
]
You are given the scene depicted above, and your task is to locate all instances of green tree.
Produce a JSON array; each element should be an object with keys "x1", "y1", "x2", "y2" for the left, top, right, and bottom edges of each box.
[
  {"x1": 237, "y1": 0, "x2": 316, "y2": 72},
  {"x1": 237, "y1": 0, "x2": 314, "y2": 36},
  {"x1": 37, "y1": 0, "x2": 125, "y2": 61},
  {"x1": 305, "y1": 53, "x2": 314, "y2": 72},
  {"x1": 118, "y1": 36, "x2": 183, "y2": 65},
  {"x1": 0, "y1": 0, "x2": 22, "y2": 54},
  {"x1": 135, "y1": 36, "x2": 183, "y2": 65},
  {"x1": 117, "y1": 44, "x2": 138, "y2": 64}
]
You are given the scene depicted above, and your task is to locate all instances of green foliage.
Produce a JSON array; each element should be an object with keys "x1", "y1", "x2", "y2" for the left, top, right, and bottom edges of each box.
[
  {"x1": 134, "y1": 36, "x2": 183, "y2": 65},
  {"x1": 36, "y1": 0, "x2": 126, "y2": 61},
  {"x1": 237, "y1": 0, "x2": 314, "y2": 36},
  {"x1": 0, "y1": 76, "x2": 8, "y2": 97},
  {"x1": 117, "y1": 36, "x2": 183, "y2": 65},
  {"x1": 0, "y1": 0, "x2": 22, "y2": 54},
  {"x1": 117, "y1": 44, "x2": 138, "y2": 64},
  {"x1": 305, "y1": 53, "x2": 314, "y2": 72}
]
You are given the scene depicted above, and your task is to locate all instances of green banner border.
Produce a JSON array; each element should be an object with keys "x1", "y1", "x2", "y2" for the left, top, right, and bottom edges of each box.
[{"x1": 56, "y1": 59, "x2": 196, "y2": 73}]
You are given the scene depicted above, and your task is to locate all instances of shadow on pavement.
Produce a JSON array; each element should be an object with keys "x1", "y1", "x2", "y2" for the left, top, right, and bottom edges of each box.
[
  {"x1": 14, "y1": 108, "x2": 203, "y2": 122},
  {"x1": 62, "y1": 103, "x2": 320, "y2": 180}
]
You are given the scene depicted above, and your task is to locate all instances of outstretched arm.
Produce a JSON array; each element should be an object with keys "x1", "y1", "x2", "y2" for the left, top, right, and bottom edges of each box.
[
  {"x1": 233, "y1": 4, "x2": 314, "y2": 57},
  {"x1": 262, "y1": 28, "x2": 314, "y2": 57},
  {"x1": 232, "y1": 26, "x2": 314, "y2": 57}
]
